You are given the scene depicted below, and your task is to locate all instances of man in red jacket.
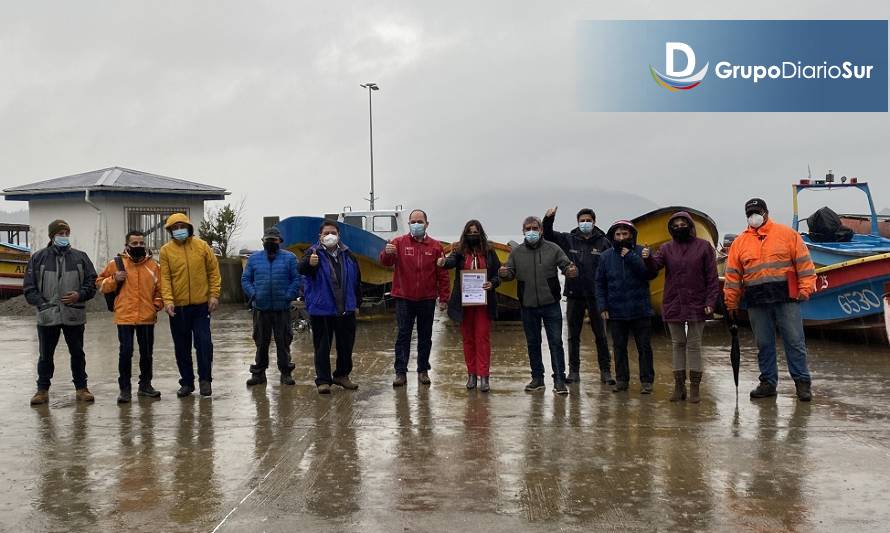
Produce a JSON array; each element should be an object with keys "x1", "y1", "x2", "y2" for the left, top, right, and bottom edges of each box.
[{"x1": 380, "y1": 209, "x2": 450, "y2": 386}]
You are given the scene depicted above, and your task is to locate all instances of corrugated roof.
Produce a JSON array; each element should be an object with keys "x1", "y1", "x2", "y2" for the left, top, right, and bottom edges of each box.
[{"x1": 3, "y1": 167, "x2": 228, "y2": 196}]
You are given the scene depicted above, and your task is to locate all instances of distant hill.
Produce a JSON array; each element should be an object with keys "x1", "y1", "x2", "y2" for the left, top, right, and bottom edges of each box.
[{"x1": 0, "y1": 209, "x2": 28, "y2": 224}]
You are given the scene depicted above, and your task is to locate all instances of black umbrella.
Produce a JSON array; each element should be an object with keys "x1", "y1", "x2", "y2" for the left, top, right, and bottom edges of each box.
[{"x1": 728, "y1": 318, "x2": 740, "y2": 393}]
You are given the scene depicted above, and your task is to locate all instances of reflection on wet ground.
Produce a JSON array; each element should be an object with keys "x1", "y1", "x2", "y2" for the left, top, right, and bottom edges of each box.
[{"x1": 1, "y1": 306, "x2": 889, "y2": 532}]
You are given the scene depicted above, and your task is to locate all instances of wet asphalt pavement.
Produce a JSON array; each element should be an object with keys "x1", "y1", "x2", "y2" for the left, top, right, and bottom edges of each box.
[{"x1": 1, "y1": 306, "x2": 889, "y2": 532}]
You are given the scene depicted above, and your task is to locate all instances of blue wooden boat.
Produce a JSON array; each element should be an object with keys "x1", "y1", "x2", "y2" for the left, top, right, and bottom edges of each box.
[
  {"x1": 791, "y1": 175, "x2": 890, "y2": 266},
  {"x1": 800, "y1": 252, "x2": 890, "y2": 331}
]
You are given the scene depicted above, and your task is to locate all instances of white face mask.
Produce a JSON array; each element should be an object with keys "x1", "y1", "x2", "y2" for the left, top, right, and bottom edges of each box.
[
  {"x1": 322, "y1": 234, "x2": 339, "y2": 247},
  {"x1": 747, "y1": 213, "x2": 765, "y2": 229}
]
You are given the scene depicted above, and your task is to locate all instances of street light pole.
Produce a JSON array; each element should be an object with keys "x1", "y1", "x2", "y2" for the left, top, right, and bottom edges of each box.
[{"x1": 360, "y1": 82, "x2": 379, "y2": 211}]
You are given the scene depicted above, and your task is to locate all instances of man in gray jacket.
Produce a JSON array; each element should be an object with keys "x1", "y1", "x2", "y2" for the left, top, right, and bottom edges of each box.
[
  {"x1": 23, "y1": 219, "x2": 98, "y2": 405},
  {"x1": 500, "y1": 216, "x2": 577, "y2": 394}
]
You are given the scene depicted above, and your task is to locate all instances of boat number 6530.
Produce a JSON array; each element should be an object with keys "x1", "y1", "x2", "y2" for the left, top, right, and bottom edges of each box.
[{"x1": 837, "y1": 289, "x2": 881, "y2": 315}]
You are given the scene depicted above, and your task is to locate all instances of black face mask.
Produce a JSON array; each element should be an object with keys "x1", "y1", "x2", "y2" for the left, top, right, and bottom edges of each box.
[
  {"x1": 465, "y1": 235, "x2": 481, "y2": 247},
  {"x1": 263, "y1": 241, "x2": 279, "y2": 255},
  {"x1": 670, "y1": 226, "x2": 693, "y2": 242},
  {"x1": 128, "y1": 246, "x2": 147, "y2": 260},
  {"x1": 613, "y1": 239, "x2": 633, "y2": 251}
]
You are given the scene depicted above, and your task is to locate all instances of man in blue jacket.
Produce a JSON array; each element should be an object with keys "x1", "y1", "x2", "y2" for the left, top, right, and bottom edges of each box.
[
  {"x1": 595, "y1": 220, "x2": 657, "y2": 394},
  {"x1": 299, "y1": 221, "x2": 363, "y2": 394},
  {"x1": 241, "y1": 227, "x2": 301, "y2": 386}
]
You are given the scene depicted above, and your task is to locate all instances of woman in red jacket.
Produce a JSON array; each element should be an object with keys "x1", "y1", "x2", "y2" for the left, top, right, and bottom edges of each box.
[
  {"x1": 439, "y1": 220, "x2": 501, "y2": 392},
  {"x1": 646, "y1": 212, "x2": 719, "y2": 403}
]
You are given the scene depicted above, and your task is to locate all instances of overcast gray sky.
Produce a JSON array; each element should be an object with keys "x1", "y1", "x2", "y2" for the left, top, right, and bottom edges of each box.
[{"x1": 1, "y1": 1, "x2": 888, "y2": 246}]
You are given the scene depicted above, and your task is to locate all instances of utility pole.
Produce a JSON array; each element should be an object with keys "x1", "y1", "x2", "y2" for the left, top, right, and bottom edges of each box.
[{"x1": 360, "y1": 82, "x2": 379, "y2": 210}]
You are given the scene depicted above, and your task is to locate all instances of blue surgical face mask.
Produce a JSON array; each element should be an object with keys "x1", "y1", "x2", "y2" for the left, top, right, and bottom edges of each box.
[
  {"x1": 409, "y1": 223, "x2": 426, "y2": 238},
  {"x1": 172, "y1": 228, "x2": 189, "y2": 241},
  {"x1": 579, "y1": 221, "x2": 594, "y2": 234},
  {"x1": 53, "y1": 235, "x2": 70, "y2": 248},
  {"x1": 524, "y1": 230, "x2": 540, "y2": 244}
]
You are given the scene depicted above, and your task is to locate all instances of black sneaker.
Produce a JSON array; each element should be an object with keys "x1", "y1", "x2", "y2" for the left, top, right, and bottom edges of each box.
[
  {"x1": 280, "y1": 374, "x2": 296, "y2": 386},
  {"x1": 138, "y1": 384, "x2": 161, "y2": 398},
  {"x1": 750, "y1": 381, "x2": 777, "y2": 399},
  {"x1": 601, "y1": 371, "x2": 616, "y2": 385},
  {"x1": 640, "y1": 382, "x2": 653, "y2": 395},
  {"x1": 565, "y1": 371, "x2": 580, "y2": 384},
  {"x1": 794, "y1": 380, "x2": 812, "y2": 402},
  {"x1": 246, "y1": 373, "x2": 267, "y2": 386},
  {"x1": 554, "y1": 380, "x2": 569, "y2": 395},
  {"x1": 177, "y1": 385, "x2": 195, "y2": 398},
  {"x1": 524, "y1": 378, "x2": 545, "y2": 392},
  {"x1": 199, "y1": 380, "x2": 212, "y2": 397},
  {"x1": 612, "y1": 381, "x2": 629, "y2": 393},
  {"x1": 117, "y1": 388, "x2": 131, "y2": 404}
]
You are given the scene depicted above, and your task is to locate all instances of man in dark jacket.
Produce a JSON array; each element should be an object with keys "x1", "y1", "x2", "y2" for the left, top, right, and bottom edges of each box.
[
  {"x1": 24, "y1": 219, "x2": 98, "y2": 405},
  {"x1": 242, "y1": 227, "x2": 301, "y2": 386},
  {"x1": 543, "y1": 206, "x2": 613, "y2": 385},
  {"x1": 595, "y1": 220, "x2": 657, "y2": 394},
  {"x1": 300, "y1": 221, "x2": 363, "y2": 394},
  {"x1": 500, "y1": 216, "x2": 578, "y2": 394}
]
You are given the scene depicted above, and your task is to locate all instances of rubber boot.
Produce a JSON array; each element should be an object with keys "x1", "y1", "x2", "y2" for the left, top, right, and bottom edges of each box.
[
  {"x1": 669, "y1": 370, "x2": 686, "y2": 402},
  {"x1": 689, "y1": 371, "x2": 702, "y2": 404}
]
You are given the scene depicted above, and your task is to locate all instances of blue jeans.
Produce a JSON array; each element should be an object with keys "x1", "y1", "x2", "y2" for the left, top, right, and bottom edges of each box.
[
  {"x1": 748, "y1": 301, "x2": 811, "y2": 386},
  {"x1": 520, "y1": 302, "x2": 566, "y2": 382},
  {"x1": 394, "y1": 298, "x2": 436, "y2": 374},
  {"x1": 169, "y1": 303, "x2": 214, "y2": 386}
]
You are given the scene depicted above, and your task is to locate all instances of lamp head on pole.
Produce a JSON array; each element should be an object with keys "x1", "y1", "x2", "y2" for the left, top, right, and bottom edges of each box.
[{"x1": 360, "y1": 82, "x2": 379, "y2": 90}]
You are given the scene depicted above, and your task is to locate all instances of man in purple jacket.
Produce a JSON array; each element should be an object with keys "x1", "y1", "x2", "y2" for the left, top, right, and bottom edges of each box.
[{"x1": 646, "y1": 212, "x2": 719, "y2": 403}]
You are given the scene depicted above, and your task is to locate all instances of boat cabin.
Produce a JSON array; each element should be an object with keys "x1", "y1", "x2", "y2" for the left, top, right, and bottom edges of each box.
[{"x1": 325, "y1": 206, "x2": 407, "y2": 240}]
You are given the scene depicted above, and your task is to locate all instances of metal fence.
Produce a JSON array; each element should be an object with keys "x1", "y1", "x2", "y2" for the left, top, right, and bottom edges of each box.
[{"x1": 125, "y1": 207, "x2": 190, "y2": 252}]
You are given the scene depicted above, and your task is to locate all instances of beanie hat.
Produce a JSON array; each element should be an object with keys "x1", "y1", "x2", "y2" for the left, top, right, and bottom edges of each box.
[{"x1": 48, "y1": 219, "x2": 70, "y2": 237}]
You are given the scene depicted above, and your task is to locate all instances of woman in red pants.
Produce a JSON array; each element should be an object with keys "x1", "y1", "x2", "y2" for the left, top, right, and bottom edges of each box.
[{"x1": 439, "y1": 220, "x2": 501, "y2": 391}]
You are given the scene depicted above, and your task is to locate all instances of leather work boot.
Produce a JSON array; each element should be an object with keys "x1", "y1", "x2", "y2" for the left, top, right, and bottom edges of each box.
[
  {"x1": 418, "y1": 372, "x2": 432, "y2": 385},
  {"x1": 794, "y1": 379, "x2": 812, "y2": 402},
  {"x1": 524, "y1": 378, "x2": 545, "y2": 391},
  {"x1": 333, "y1": 376, "x2": 358, "y2": 390},
  {"x1": 317, "y1": 383, "x2": 332, "y2": 395},
  {"x1": 565, "y1": 371, "x2": 580, "y2": 384},
  {"x1": 138, "y1": 384, "x2": 161, "y2": 398},
  {"x1": 75, "y1": 388, "x2": 95, "y2": 402},
  {"x1": 246, "y1": 373, "x2": 267, "y2": 386},
  {"x1": 601, "y1": 370, "x2": 616, "y2": 386},
  {"x1": 670, "y1": 370, "x2": 687, "y2": 402},
  {"x1": 392, "y1": 373, "x2": 407, "y2": 387},
  {"x1": 30, "y1": 389, "x2": 49, "y2": 406},
  {"x1": 199, "y1": 380, "x2": 212, "y2": 397},
  {"x1": 117, "y1": 388, "x2": 132, "y2": 404},
  {"x1": 689, "y1": 371, "x2": 703, "y2": 404},
  {"x1": 479, "y1": 376, "x2": 490, "y2": 392},
  {"x1": 280, "y1": 374, "x2": 296, "y2": 386},
  {"x1": 466, "y1": 374, "x2": 477, "y2": 390},
  {"x1": 750, "y1": 381, "x2": 777, "y2": 399}
]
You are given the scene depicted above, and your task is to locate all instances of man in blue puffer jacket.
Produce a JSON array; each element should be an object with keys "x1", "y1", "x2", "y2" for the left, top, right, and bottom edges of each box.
[
  {"x1": 595, "y1": 220, "x2": 657, "y2": 394},
  {"x1": 241, "y1": 227, "x2": 301, "y2": 386},
  {"x1": 299, "y1": 221, "x2": 363, "y2": 394}
]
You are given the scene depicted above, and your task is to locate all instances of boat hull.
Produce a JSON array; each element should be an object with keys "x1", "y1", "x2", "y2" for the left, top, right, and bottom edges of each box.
[
  {"x1": 801, "y1": 253, "x2": 890, "y2": 329},
  {"x1": 631, "y1": 206, "x2": 719, "y2": 316},
  {"x1": 803, "y1": 234, "x2": 890, "y2": 267},
  {"x1": 0, "y1": 243, "x2": 29, "y2": 297}
]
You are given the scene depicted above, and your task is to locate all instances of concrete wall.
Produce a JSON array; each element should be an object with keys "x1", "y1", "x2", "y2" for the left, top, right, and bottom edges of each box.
[{"x1": 26, "y1": 195, "x2": 206, "y2": 267}]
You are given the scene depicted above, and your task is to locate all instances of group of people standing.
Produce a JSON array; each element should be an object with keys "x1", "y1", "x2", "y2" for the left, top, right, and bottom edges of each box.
[{"x1": 23, "y1": 197, "x2": 817, "y2": 406}]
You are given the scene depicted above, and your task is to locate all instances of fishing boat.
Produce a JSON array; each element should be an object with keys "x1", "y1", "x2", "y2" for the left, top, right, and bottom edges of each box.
[
  {"x1": 792, "y1": 174, "x2": 890, "y2": 266},
  {"x1": 0, "y1": 242, "x2": 30, "y2": 298},
  {"x1": 631, "y1": 206, "x2": 719, "y2": 316},
  {"x1": 799, "y1": 252, "x2": 890, "y2": 334},
  {"x1": 275, "y1": 207, "x2": 521, "y2": 315},
  {"x1": 839, "y1": 213, "x2": 890, "y2": 239}
]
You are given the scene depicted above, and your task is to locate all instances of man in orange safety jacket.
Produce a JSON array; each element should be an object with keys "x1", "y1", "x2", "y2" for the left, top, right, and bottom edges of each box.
[{"x1": 724, "y1": 198, "x2": 816, "y2": 402}]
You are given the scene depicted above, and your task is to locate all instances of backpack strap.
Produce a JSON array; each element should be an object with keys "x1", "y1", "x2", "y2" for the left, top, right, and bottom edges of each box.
[{"x1": 114, "y1": 255, "x2": 126, "y2": 293}]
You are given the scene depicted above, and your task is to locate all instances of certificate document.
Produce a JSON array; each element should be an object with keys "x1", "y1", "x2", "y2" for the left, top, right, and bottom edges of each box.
[{"x1": 461, "y1": 269, "x2": 488, "y2": 306}]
